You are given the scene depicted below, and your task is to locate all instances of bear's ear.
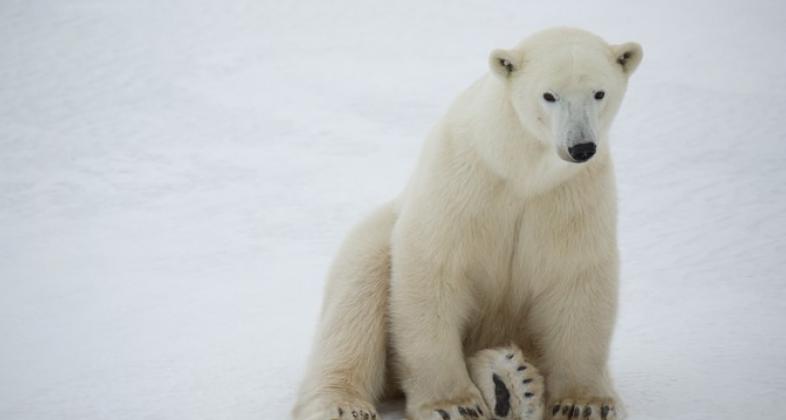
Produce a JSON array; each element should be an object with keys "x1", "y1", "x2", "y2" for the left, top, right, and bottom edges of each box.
[
  {"x1": 612, "y1": 42, "x2": 643, "y2": 75},
  {"x1": 489, "y1": 48, "x2": 523, "y2": 78}
]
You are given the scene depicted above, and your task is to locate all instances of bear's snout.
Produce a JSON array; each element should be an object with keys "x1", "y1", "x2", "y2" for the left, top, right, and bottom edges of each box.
[{"x1": 568, "y1": 142, "x2": 597, "y2": 163}]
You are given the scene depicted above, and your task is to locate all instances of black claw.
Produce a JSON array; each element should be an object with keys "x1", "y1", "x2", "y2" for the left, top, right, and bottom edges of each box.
[
  {"x1": 363, "y1": 412, "x2": 370, "y2": 420},
  {"x1": 562, "y1": 405, "x2": 571, "y2": 415},
  {"x1": 572, "y1": 407, "x2": 580, "y2": 418},
  {"x1": 338, "y1": 407, "x2": 344, "y2": 416},
  {"x1": 475, "y1": 405, "x2": 483, "y2": 415},
  {"x1": 552, "y1": 405, "x2": 561, "y2": 416},
  {"x1": 506, "y1": 353, "x2": 514, "y2": 359},
  {"x1": 372, "y1": 414, "x2": 377, "y2": 420},
  {"x1": 601, "y1": 405, "x2": 610, "y2": 420},
  {"x1": 436, "y1": 409, "x2": 451, "y2": 420},
  {"x1": 467, "y1": 407, "x2": 479, "y2": 418},
  {"x1": 583, "y1": 406, "x2": 592, "y2": 418},
  {"x1": 517, "y1": 365, "x2": 526, "y2": 371},
  {"x1": 524, "y1": 392, "x2": 534, "y2": 398},
  {"x1": 522, "y1": 378, "x2": 533, "y2": 384},
  {"x1": 352, "y1": 410, "x2": 358, "y2": 418}
]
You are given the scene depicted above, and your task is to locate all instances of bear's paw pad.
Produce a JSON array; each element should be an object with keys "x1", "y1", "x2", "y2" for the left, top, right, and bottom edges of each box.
[{"x1": 468, "y1": 346, "x2": 545, "y2": 420}]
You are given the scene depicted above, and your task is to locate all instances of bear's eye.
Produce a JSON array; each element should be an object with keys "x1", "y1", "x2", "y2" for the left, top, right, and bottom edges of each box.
[
  {"x1": 543, "y1": 93, "x2": 557, "y2": 102},
  {"x1": 594, "y1": 91, "x2": 605, "y2": 100}
]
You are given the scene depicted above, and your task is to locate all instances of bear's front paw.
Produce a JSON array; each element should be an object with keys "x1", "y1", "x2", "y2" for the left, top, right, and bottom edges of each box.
[
  {"x1": 418, "y1": 395, "x2": 491, "y2": 420},
  {"x1": 549, "y1": 398, "x2": 616, "y2": 420}
]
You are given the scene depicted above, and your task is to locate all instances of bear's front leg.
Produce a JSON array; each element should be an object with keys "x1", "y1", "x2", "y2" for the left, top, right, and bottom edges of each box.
[
  {"x1": 390, "y1": 243, "x2": 491, "y2": 420},
  {"x1": 528, "y1": 261, "x2": 622, "y2": 420}
]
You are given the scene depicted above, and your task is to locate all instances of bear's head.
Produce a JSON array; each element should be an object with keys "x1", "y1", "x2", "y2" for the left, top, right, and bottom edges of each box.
[{"x1": 489, "y1": 28, "x2": 642, "y2": 164}]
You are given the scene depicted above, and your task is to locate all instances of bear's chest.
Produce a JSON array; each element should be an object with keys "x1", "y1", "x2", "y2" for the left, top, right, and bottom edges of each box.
[{"x1": 467, "y1": 187, "x2": 594, "y2": 305}]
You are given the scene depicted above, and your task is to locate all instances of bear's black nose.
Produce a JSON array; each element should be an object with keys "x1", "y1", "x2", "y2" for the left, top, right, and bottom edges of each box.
[{"x1": 568, "y1": 142, "x2": 597, "y2": 162}]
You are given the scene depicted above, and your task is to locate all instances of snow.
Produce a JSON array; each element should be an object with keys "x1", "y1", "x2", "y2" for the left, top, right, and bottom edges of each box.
[{"x1": 1, "y1": 1, "x2": 785, "y2": 419}]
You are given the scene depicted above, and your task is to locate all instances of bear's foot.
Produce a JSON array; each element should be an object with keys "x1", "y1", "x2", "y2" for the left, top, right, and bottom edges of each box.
[
  {"x1": 417, "y1": 395, "x2": 490, "y2": 420},
  {"x1": 549, "y1": 398, "x2": 616, "y2": 420},
  {"x1": 468, "y1": 345, "x2": 545, "y2": 420},
  {"x1": 333, "y1": 404, "x2": 378, "y2": 420},
  {"x1": 294, "y1": 396, "x2": 378, "y2": 420}
]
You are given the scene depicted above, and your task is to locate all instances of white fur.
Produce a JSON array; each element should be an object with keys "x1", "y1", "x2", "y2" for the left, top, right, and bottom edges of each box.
[{"x1": 292, "y1": 28, "x2": 642, "y2": 420}]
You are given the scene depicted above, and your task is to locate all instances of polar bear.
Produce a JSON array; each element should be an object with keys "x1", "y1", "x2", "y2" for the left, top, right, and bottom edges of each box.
[{"x1": 292, "y1": 28, "x2": 642, "y2": 420}]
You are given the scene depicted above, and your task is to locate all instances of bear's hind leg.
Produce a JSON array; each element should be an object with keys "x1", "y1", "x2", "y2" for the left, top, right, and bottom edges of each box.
[
  {"x1": 468, "y1": 345, "x2": 546, "y2": 420},
  {"x1": 292, "y1": 204, "x2": 397, "y2": 420}
]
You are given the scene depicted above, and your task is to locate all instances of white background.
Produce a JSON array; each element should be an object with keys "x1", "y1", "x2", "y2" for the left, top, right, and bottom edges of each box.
[{"x1": 2, "y1": 1, "x2": 785, "y2": 419}]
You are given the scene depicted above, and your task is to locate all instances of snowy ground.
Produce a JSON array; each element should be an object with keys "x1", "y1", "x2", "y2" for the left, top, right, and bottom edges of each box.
[{"x1": 2, "y1": 1, "x2": 786, "y2": 419}]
